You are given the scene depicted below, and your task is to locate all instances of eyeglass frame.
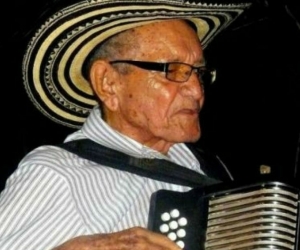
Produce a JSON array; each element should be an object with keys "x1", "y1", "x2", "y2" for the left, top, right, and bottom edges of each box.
[{"x1": 109, "y1": 60, "x2": 216, "y2": 84}]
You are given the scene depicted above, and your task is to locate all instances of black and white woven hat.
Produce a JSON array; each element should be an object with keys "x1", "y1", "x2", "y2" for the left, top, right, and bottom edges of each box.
[{"x1": 22, "y1": 0, "x2": 251, "y2": 129}]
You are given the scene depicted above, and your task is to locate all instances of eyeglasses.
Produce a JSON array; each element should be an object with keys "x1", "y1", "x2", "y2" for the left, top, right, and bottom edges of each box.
[{"x1": 110, "y1": 60, "x2": 216, "y2": 84}]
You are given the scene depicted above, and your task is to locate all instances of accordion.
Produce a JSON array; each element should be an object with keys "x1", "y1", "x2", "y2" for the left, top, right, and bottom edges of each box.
[{"x1": 148, "y1": 178, "x2": 300, "y2": 250}]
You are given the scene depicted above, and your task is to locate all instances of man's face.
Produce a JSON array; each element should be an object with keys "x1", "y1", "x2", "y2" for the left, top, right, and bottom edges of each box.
[{"x1": 109, "y1": 20, "x2": 205, "y2": 152}]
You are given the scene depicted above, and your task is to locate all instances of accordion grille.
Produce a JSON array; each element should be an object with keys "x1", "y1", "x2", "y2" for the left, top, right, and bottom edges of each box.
[{"x1": 205, "y1": 184, "x2": 299, "y2": 250}]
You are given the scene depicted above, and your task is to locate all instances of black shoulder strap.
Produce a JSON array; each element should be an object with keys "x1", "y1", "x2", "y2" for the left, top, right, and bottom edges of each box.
[{"x1": 57, "y1": 139, "x2": 221, "y2": 188}]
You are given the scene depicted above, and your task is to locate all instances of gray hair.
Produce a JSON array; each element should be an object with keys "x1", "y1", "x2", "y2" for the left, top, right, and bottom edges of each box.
[{"x1": 84, "y1": 29, "x2": 138, "y2": 80}]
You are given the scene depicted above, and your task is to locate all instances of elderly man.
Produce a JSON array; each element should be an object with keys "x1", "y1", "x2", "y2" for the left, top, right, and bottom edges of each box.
[{"x1": 0, "y1": 0, "x2": 250, "y2": 249}]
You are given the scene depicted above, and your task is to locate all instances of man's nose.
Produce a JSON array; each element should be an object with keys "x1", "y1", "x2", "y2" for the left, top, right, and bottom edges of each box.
[{"x1": 180, "y1": 73, "x2": 204, "y2": 100}]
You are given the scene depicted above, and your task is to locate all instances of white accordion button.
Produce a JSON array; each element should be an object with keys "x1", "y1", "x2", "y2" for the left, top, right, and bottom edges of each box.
[
  {"x1": 170, "y1": 209, "x2": 180, "y2": 218},
  {"x1": 169, "y1": 220, "x2": 178, "y2": 230},
  {"x1": 176, "y1": 240, "x2": 185, "y2": 249},
  {"x1": 159, "y1": 224, "x2": 169, "y2": 233},
  {"x1": 177, "y1": 228, "x2": 186, "y2": 238},
  {"x1": 161, "y1": 212, "x2": 171, "y2": 221},
  {"x1": 178, "y1": 217, "x2": 187, "y2": 226},
  {"x1": 168, "y1": 232, "x2": 177, "y2": 241}
]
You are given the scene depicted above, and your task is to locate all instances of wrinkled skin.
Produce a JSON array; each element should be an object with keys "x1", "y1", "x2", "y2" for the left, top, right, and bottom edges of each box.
[{"x1": 55, "y1": 19, "x2": 205, "y2": 249}]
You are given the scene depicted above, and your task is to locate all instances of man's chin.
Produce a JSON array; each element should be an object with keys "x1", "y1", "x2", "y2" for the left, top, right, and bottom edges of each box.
[
  {"x1": 185, "y1": 133, "x2": 201, "y2": 143},
  {"x1": 172, "y1": 130, "x2": 201, "y2": 143}
]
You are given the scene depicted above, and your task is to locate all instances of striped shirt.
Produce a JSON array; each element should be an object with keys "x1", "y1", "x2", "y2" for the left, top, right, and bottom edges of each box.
[{"x1": 0, "y1": 106, "x2": 204, "y2": 250}]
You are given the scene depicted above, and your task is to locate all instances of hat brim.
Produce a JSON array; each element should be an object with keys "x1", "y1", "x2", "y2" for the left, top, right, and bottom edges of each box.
[{"x1": 22, "y1": 0, "x2": 251, "y2": 128}]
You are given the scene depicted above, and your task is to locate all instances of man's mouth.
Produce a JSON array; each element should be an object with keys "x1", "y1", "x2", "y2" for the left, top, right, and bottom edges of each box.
[{"x1": 177, "y1": 108, "x2": 200, "y2": 115}]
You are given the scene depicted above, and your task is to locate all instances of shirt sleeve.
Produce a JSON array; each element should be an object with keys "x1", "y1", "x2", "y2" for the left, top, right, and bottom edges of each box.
[{"x1": 0, "y1": 163, "x2": 86, "y2": 250}]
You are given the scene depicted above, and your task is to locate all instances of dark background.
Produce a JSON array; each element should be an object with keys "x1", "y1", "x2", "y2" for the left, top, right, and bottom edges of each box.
[{"x1": 1, "y1": 0, "x2": 299, "y2": 191}]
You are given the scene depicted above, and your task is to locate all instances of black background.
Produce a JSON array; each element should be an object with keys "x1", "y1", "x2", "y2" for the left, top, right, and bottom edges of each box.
[{"x1": 1, "y1": 0, "x2": 299, "y2": 191}]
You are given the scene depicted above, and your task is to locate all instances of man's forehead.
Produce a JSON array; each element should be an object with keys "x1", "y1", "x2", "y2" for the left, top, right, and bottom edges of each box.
[
  {"x1": 131, "y1": 19, "x2": 194, "y2": 32},
  {"x1": 127, "y1": 19, "x2": 199, "y2": 45},
  {"x1": 117, "y1": 20, "x2": 203, "y2": 63}
]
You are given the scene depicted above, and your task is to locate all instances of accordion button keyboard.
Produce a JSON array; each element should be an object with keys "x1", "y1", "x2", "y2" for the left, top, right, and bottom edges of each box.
[{"x1": 157, "y1": 209, "x2": 188, "y2": 248}]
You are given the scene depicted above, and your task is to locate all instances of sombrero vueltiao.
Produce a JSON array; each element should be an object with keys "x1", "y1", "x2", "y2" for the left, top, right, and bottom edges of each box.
[{"x1": 22, "y1": 0, "x2": 251, "y2": 129}]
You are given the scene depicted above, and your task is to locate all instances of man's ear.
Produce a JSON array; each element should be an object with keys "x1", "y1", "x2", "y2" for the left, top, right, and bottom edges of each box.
[{"x1": 89, "y1": 60, "x2": 119, "y2": 111}]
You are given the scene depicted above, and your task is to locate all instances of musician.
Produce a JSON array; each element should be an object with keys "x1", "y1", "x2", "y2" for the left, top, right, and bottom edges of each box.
[{"x1": 0, "y1": 0, "x2": 250, "y2": 249}]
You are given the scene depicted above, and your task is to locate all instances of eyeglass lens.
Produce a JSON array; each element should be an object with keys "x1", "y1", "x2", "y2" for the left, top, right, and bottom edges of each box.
[
  {"x1": 167, "y1": 63, "x2": 214, "y2": 84},
  {"x1": 167, "y1": 63, "x2": 192, "y2": 82}
]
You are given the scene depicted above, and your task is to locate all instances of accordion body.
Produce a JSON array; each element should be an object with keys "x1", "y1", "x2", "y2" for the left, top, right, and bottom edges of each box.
[{"x1": 148, "y1": 179, "x2": 300, "y2": 250}]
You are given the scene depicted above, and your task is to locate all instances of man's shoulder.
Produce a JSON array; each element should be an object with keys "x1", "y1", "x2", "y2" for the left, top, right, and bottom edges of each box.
[
  {"x1": 18, "y1": 144, "x2": 95, "y2": 173},
  {"x1": 21, "y1": 144, "x2": 77, "y2": 162}
]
